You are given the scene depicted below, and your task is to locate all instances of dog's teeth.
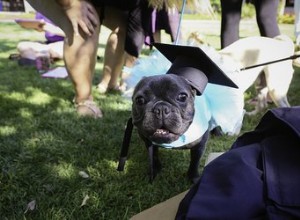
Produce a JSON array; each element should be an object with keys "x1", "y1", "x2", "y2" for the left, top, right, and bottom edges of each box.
[{"x1": 156, "y1": 129, "x2": 169, "y2": 134}]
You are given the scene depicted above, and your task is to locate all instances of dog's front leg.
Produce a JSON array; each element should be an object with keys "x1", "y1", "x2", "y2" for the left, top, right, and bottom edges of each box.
[
  {"x1": 141, "y1": 134, "x2": 162, "y2": 182},
  {"x1": 187, "y1": 130, "x2": 209, "y2": 183},
  {"x1": 146, "y1": 144, "x2": 161, "y2": 182}
]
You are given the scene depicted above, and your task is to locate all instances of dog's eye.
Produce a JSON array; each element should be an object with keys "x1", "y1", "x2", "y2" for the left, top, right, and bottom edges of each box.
[
  {"x1": 177, "y1": 93, "x2": 188, "y2": 102},
  {"x1": 135, "y1": 96, "x2": 146, "y2": 105}
]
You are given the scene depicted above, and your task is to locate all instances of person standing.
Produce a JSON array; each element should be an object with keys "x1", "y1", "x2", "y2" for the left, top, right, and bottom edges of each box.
[
  {"x1": 220, "y1": 0, "x2": 281, "y2": 103},
  {"x1": 25, "y1": 0, "x2": 150, "y2": 118},
  {"x1": 220, "y1": 0, "x2": 280, "y2": 48}
]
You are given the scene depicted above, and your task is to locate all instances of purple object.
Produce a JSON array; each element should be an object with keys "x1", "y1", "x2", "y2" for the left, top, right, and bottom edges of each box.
[{"x1": 35, "y1": 12, "x2": 64, "y2": 43}]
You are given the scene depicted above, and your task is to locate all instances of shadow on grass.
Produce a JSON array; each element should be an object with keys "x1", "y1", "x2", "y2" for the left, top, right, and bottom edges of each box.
[
  {"x1": 0, "y1": 55, "x2": 193, "y2": 219},
  {"x1": 2, "y1": 61, "x2": 300, "y2": 219},
  {"x1": 0, "y1": 39, "x2": 17, "y2": 53}
]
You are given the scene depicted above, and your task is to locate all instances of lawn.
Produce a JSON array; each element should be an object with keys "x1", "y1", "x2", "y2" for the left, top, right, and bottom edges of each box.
[{"x1": 0, "y1": 17, "x2": 300, "y2": 219}]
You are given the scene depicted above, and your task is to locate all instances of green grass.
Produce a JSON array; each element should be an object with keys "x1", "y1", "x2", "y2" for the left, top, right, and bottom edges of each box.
[{"x1": 0, "y1": 19, "x2": 300, "y2": 219}]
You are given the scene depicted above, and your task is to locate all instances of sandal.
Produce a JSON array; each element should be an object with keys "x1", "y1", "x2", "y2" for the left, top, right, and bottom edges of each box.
[
  {"x1": 96, "y1": 83, "x2": 108, "y2": 94},
  {"x1": 74, "y1": 100, "x2": 103, "y2": 118},
  {"x1": 106, "y1": 85, "x2": 124, "y2": 94},
  {"x1": 96, "y1": 84, "x2": 123, "y2": 94}
]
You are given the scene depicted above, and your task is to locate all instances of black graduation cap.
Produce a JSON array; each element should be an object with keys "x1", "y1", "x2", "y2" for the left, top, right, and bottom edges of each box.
[{"x1": 153, "y1": 43, "x2": 238, "y2": 95}]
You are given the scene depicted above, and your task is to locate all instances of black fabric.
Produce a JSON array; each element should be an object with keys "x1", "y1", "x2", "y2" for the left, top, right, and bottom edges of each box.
[
  {"x1": 125, "y1": 0, "x2": 151, "y2": 57},
  {"x1": 176, "y1": 106, "x2": 300, "y2": 219},
  {"x1": 90, "y1": 0, "x2": 138, "y2": 10},
  {"x1": 90, "y1": 0, "x2": 150, "y2": 57}
]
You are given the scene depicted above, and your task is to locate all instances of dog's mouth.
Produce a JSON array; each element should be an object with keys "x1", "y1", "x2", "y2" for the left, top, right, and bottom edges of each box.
[
  {"x1": 154, "y1": 128, "x2": 169, "y2": 136},
  {"x1": 150, "y1": 128, "x2": 180, "y2": 144}
]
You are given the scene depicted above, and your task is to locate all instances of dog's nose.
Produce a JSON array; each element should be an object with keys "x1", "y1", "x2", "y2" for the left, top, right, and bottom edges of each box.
[{"x1": 153, "y1": 102, "x2": 171, "y2": 119}]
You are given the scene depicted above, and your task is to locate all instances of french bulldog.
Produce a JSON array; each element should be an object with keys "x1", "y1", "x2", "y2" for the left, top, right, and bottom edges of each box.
[{"x1": 130, "y1": 74, "x2": 209, "y2": 183}]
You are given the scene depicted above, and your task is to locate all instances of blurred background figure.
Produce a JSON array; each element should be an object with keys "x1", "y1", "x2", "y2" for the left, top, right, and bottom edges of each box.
[
  {"x1": 15, "y1": 12, "x2": 64, "y2": 64},
  {"x1": 25, "y1": 0, "x2": 153, "y2": 118},
  {"x1": 96, "y1": 1, "x2": 151, "y2": 94},
  {"x1": 220, "y1": 0, "x2": 280, "y2": 48},
  {"x1": 97, "y1": 2, "x2": 181, "y2": 94},
  {"x1": 220, "y1": 0, "x2": 281, "y2": 105},
  {"x1": 145, "y1": 3, "x2": 180, "y2": 46}
]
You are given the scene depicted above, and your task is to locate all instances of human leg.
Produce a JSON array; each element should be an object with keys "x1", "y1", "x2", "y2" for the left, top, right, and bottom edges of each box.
[
  {"x1": 64, "y1": 22, "x2": 102, "y2": 117},
  {"x1": 220, "y1": 0, "x2": 243, "y2": 48},
  {"x1": 294, "y1": 0, "x2": 300, "y2": 66},
  {"x1": 254, "y1": 0, "x2": 280, "y2": 103},
  {"x1": 97, "y1": 7, "x2": 127, "y2": 93},
  {"x1": 121, "y1": 52, "x2": 137, "y2": 87},
  {"x1": 100, "y1": 1, "x2": 149, "y2": 94},
  {"x1": 254, "y1": 0, "x2": 280, "y2": 38},
  {"x1": 295, "y1": 0, "x2": 300, "y2": 45},
  {"x1": 26, "y1": 0, "x2": 102, "y2": 117},
  {"x1": 97, "y1": 29, "x2": 124, "y2": 93}
]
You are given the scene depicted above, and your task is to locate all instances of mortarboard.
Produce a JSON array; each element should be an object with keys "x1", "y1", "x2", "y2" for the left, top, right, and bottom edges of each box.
[{"x1": 153, "y1": 43, "x2": 238, "y2": 95}]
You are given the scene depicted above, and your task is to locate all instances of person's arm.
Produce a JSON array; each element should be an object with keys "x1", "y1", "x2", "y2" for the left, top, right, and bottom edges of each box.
[{"x1": 55, "y1": 0, "x2": 99, "y2": 36}]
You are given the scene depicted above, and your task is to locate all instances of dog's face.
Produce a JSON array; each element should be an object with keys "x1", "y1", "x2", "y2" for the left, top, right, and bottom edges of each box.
[{"x1": 132, "y1": 74, "x2": 196, "y2": 144}]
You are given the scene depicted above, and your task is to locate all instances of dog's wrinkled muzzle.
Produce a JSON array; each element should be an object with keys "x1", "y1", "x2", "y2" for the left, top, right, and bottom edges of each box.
[{"x1": 153, "y1": 101, "x2": 172, "y2": 119}]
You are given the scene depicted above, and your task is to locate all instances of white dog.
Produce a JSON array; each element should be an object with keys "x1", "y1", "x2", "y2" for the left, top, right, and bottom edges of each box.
[{"x1": 189, "y1": 33, "x2": 295, "y2": 115}]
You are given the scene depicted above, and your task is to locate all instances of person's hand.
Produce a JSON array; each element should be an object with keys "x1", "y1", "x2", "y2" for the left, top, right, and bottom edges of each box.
[{"x1": 61, "y1": 0, "x2": 98, "y2": 36}]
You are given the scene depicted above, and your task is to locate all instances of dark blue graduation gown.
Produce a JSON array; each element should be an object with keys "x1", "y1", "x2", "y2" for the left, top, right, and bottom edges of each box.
[{"x1": 176, "y1": 106, "x2": 300, "y2": 220}]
